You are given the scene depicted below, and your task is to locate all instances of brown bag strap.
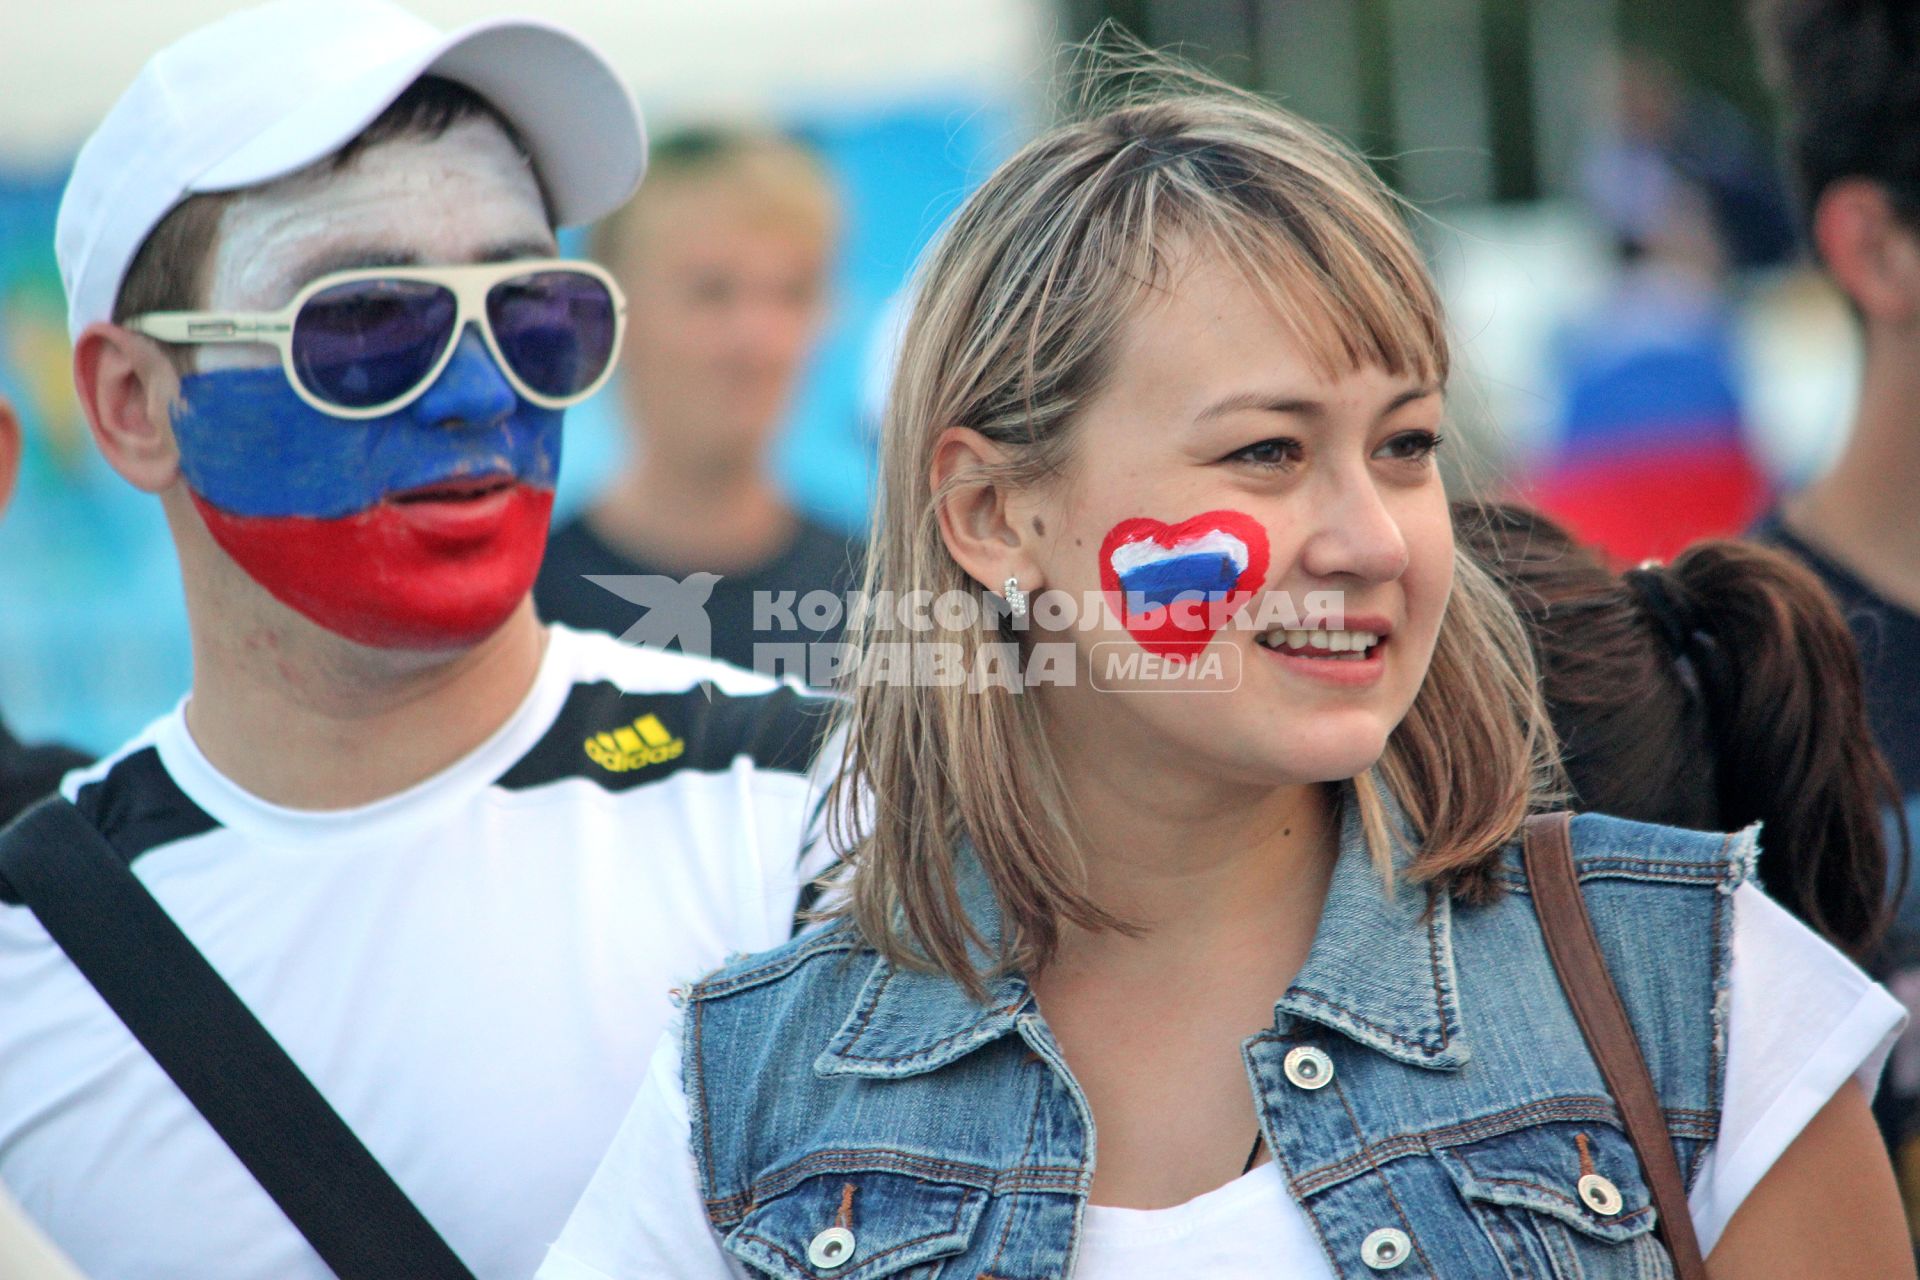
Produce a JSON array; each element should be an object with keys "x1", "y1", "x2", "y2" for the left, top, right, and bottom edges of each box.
[{"x1": 1522, "y1": 811, "x2": 1710, "y2": 1280}]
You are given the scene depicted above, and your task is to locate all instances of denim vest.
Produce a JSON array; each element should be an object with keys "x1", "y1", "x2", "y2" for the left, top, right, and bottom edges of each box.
[{"x1": 682, "y1": 796, "x2": 1753, "y2": 1279}]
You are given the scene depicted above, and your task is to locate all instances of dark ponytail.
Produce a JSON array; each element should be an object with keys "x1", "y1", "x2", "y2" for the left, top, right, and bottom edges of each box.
[
  {"x1": 1459, "y1": 501, "x2": 1907, "y2": 960},
  {"x1": 1664, "y1": 539, "x2": 1906, "y2": 957}
]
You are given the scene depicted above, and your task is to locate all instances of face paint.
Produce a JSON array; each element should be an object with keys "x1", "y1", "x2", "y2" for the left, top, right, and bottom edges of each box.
[
  {"x1": 206, "y1": 120, "x2": 549, "y2": 326},
  {"x1": 172, "y1": 341, "x2": 560, "y2": 650},
  {"x1": 1098, "y1": 510, "x2": 1271, "y2": 655},
  {"x1": 170, "y1": 119, "x2": 563, "y2": 649}
]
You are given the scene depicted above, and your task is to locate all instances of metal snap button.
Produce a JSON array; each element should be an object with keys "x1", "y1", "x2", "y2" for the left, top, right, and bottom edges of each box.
[
  {"x1": 1578, "y1": 1172, "x2": 1624, "y2": 1216},
  {"x1": 807, "y1": 1226, "x2": 857, "y2": 1270},
  {"x1": 1361, "y1": 1226, "x2": 1412, "y2": 1270},
  {"x1": 1283, "y1": 1045, "x2": 1335, "y2": 1090}
]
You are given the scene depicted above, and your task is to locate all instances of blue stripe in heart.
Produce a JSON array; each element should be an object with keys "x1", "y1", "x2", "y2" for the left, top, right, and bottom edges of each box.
[{"x1": 1116, "y1": 552, "x2": 1244, "y2": 610}]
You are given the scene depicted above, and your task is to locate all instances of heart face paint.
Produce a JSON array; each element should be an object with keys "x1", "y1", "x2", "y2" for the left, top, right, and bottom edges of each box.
[
  {"x1": 1099, "y1": 510, "x2": 1270, "y2": 655},
  {"x1": 172, "y1": 353, "x2": 559, "y2": 650}
]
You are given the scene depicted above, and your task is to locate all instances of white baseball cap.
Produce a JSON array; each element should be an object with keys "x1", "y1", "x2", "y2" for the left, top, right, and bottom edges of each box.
[{"x1": 55, "y1": 0, "x2": 647, "y2": 340}]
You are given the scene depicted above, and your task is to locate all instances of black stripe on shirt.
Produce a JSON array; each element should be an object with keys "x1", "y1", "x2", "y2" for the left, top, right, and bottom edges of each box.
[
  {"x1": 494, "y1": 679, "x2": 836, "y2": 794},
  {"x1": 0, "y1": 747, "x2": 221, "y2": 906}
]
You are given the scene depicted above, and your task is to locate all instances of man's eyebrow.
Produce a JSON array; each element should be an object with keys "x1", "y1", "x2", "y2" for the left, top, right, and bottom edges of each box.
[
  {"x1": 286, "y1": 238, "x2": 559, "y2": 289},
  {"x1": 1194, "y1": 383, "x2": 1440, "y2": 424},
  {"x1": 476, "y1": 238, "x2": 560, "y2": 263},
  {"x1": 289, "y1": 246, "x2": 420, "y2": 284}
]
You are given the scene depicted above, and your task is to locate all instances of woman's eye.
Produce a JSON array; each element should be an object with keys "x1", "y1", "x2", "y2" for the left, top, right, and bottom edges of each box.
[
  {"x1": 1227, "y1": 438, "x2": 1303, "y2": 470},
  {"x1": 1375, "y1": 429, "x2": 1443, "y2": 464}
]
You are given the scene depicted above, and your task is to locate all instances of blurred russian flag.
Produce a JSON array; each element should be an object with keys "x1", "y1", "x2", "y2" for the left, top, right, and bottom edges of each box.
[
  {"x1": 1525, "y1": 265, "x2": 1770, "y2": 567},
  {"x1": 1519, "y1": 123, "x2": 1780, "y2": 567}
]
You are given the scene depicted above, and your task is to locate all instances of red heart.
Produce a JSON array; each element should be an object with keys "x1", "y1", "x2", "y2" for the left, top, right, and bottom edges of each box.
[{"x1": 1097, "y1": 510, "x2": 1270, "y2": 656}]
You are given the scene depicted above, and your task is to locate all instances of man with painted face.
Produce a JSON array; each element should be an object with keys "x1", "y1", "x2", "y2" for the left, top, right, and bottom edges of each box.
[{"x1": 0, "y1": 3, "x2": 836, "y2": 1278}]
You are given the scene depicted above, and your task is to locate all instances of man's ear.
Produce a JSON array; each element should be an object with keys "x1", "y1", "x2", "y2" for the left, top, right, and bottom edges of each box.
[
  {"x1": 72, "y1": 323, "x2": 183, "y2": 494},
  {"x1": 0, "y1": 394, "x2": 21, "y2": 517},
  {"x1": 1813, "y1": 179, "x2": 1920, "y2": 326},
  {"x1": 929, "y1": 426, "x2": 1042, "y2": 596}
]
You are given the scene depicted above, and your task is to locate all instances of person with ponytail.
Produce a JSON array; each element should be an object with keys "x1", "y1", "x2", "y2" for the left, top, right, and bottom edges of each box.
[
  {"x1": 542, "y1": 63, "x2": 1911, "y2": 1280},
  {"x1": 1459, "y1": 500, "x2": 1906, "y2": 962}
]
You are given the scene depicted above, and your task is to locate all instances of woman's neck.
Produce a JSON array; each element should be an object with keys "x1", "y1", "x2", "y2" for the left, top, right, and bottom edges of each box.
[
  {"x1": 1041, "y1": 726, "x2": 1340, "y2": 975},
  {"x1": 1028, "y1": 728, "x2": 1343, "y2": 1210}
]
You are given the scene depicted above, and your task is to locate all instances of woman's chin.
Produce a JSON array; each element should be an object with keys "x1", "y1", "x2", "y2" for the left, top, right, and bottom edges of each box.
[
  {"x1": 1251, "y1": 723, "x2": 1393, "y2": 787},
  {"x1": 1176, "y1": 726, "x2": 1390, "y2": 791}
]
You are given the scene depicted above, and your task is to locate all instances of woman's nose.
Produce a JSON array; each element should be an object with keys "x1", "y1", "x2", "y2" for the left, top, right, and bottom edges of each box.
[
  {"x1": 1297, "y1": 473, "x2": 1411, "y2": 584},
  {"x1": 410, "y1": 327, "x2": 516, "y2": 429}
]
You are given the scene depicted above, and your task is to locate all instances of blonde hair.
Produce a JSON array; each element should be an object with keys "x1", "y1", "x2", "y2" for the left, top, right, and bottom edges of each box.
[
  {"x1": 592, "y1": 126, "x2": 839, "y2": 271},
  {"x1": 826, "y1": 71, "x2": 1559, "y2": 992}
]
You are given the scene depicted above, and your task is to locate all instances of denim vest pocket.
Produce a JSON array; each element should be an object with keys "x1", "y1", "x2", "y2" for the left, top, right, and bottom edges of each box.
[
  {"x1": 722, "y1": 1167, "x2": 990, "y2": 1280},
  {"x1": 1435, "y1": 1120, "x2": 1675, "y2": 1280}
]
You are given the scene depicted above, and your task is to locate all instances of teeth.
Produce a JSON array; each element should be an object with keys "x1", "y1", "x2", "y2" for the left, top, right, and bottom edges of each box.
[{"x1": 1258, "y1": 629, "x2": 1384, "y2": 653}]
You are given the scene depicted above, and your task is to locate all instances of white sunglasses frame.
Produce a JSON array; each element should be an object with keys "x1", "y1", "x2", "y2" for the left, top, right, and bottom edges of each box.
[{"x1": 125, "y1": 258, "x2": 627, "y2": 421}]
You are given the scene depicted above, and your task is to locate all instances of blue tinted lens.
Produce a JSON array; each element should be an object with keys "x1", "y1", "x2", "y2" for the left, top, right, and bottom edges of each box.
[
  {"x1": 486, "y1": 270, "x2": 617, "y2": 400},
  {"x1": 291, "y1": 279, "x2": 456, "y2": 410}
]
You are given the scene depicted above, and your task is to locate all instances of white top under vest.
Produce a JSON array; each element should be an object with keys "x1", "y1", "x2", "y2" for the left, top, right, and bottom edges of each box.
[{"x1": 539, "y1": 881, "x2": 1904, "y2": 1279}]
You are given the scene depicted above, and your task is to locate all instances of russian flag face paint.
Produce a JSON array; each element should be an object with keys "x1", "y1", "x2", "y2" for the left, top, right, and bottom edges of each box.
[
  {"x1": 1099, "y1": 510, "x2": 1270, "y2": 655},
  {"x1": 170, "y1": 342, "x2": 559, "y2": 650}
]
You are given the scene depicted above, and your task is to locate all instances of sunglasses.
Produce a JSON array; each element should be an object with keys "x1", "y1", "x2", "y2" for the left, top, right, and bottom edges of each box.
[{"x1": 127, "y1": 258, "x2": 625, "y2": 420}]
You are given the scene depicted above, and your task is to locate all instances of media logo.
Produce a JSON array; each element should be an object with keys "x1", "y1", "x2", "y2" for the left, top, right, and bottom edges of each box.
[{"x1": 586, "y1": 572, "x2": 721, "y2": 656}]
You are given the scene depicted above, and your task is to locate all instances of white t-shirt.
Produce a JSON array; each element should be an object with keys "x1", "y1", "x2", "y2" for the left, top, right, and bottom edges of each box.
[
  {"x1": 539, "y1": 882, "x2": 1905, "y2": 1280},
  {"x1": 0, "y1": 625, "x2": 837, "y2": 1280}
]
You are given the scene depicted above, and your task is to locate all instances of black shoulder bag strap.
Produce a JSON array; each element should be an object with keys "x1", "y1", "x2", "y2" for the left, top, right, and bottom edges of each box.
[{"x1": 0, "y1": 796, "x2": 476, "y2": 1280}]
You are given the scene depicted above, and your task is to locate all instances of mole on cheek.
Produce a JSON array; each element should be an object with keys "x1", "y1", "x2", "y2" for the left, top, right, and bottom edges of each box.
[{"x1": 1032, "y1": 518, "x2": 1047, "y2": 536}]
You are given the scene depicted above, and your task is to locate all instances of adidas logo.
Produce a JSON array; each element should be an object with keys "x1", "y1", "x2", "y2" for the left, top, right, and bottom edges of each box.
[{"x1": 584, "y1": 713, "x2": 686, "y2": 773}]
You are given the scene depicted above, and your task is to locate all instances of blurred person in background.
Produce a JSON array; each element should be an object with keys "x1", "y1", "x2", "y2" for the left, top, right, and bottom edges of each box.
[
  {"x1": 1608, "y1": 51, "x2": 1798, "y2": 275},
  {"x1": 535, "y1": 128, "x2": 862, "y2": 678},
  {"x1": 1750, "y1": 0, "x2": 1920, "y2": 1230},
  {"x1": 1527, "y1": 54, "x2": 1781, "y2": 565},
  {"x1": 0, "y1": 4, "x2": 837, "y2": 1278},
  {"x1": 541, "y1": 127, "x2": 871, "y2": 679},
  {"x1": 1461, "y1": 501, "x2": 1904, "y2": 964},
  {"x1": 0, "y1": 396, "x2": 89, "y2": 828}
]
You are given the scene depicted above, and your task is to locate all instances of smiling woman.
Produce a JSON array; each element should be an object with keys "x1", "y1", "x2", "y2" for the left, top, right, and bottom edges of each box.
[
  {"x1": 848, "y1": 83, "x2": 1541, "y2": 980},
  {"x1": 540, "y1": 52, "x2": 1913, "y2": 1280}
]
